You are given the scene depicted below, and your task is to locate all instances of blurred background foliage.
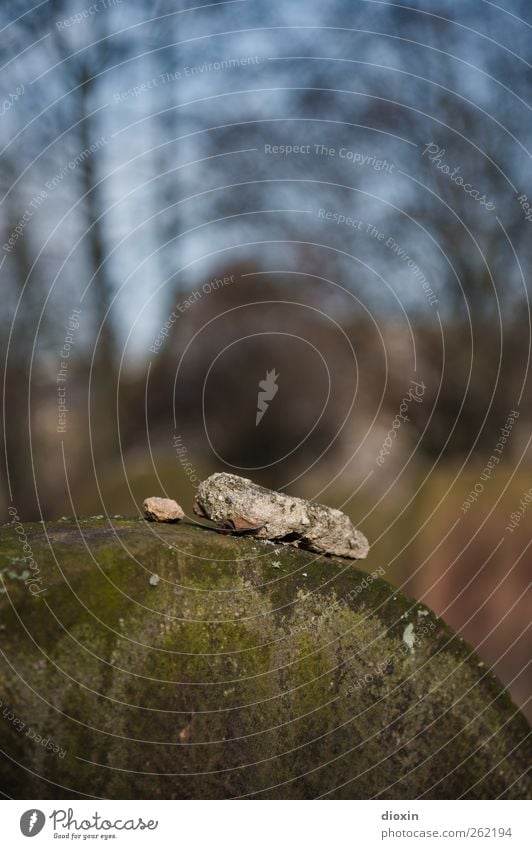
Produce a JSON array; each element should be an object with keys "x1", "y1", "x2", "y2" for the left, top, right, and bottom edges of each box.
[{"x1": 1, "y1": 0, "x2": 531, "y2": 716}]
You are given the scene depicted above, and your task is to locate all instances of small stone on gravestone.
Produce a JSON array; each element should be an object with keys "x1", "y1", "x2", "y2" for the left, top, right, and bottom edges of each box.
[{"x1": 143, "y1": 497, "x2": 185, "y2": 523}]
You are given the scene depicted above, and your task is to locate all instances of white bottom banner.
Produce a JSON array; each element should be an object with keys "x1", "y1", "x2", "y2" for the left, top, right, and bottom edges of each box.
[{"x1": 2, "y1": 799, "x2": 531, "y2": 848}]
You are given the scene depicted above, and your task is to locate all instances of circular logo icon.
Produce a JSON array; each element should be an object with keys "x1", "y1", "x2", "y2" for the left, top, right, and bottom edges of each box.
[{"x1": 20, "y1": 810, "x2": 46, "y2": 837}]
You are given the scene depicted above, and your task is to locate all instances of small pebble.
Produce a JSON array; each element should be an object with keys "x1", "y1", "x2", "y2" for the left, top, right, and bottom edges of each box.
[{"x1": 143, "y1": 497, "x2": 185, "y2": 523}]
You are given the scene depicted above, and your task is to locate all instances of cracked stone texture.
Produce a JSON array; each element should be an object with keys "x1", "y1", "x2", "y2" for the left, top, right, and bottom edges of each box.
[{"x1": 195, "y1": 473, "x2": 370, "y2": 559}]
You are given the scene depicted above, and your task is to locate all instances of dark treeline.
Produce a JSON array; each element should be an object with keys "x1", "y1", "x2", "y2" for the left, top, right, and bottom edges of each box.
[{"x1": 0, "y1": 0, "x2": 530, "y2": 518}]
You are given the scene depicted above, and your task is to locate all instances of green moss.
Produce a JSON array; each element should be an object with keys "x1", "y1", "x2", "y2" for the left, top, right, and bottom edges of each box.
[{"x1": 0, "y1": 519, "x2": 530, "y2": 799}]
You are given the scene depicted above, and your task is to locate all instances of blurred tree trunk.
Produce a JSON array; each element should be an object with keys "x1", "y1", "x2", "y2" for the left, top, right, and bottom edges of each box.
[
  {"x1": 1, "y1": 197, "x2": 38, "y2": 517},
  {"x1": 73, "y1": 62, "x2": 118, "y2": 463},
  {"x1": 79, "y1": 64, "x2": 116, "y2": 379}
]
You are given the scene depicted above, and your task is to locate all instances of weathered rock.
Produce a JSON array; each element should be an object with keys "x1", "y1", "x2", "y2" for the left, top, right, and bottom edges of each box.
[
  {"x1": 0, "y1": 519, "x2": 529, "y2": 799},
  {"x1": 143, "y1": 496, "x2": 184, "y2": 523},
  {"x1": 194, "y1": 472, "x2": 369, "y2": 559}
]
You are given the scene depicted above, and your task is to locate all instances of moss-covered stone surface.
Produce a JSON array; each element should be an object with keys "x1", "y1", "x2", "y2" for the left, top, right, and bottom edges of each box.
[{"x1": 0, "y1": 518, "x2": 530, "y2": 799}]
